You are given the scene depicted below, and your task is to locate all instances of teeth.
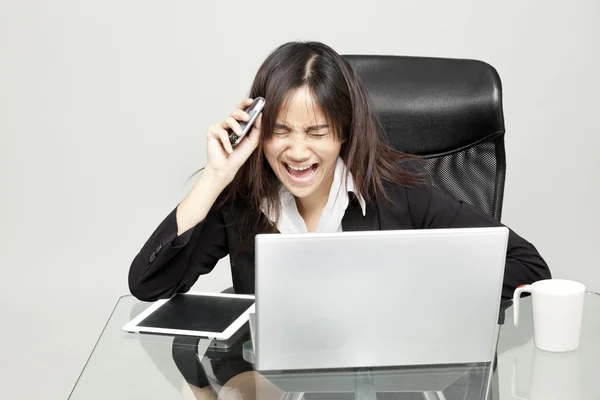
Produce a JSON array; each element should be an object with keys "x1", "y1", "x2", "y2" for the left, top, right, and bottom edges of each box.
[{"x1": 286, "y1": 163, "x2": 313, "y2": 171}]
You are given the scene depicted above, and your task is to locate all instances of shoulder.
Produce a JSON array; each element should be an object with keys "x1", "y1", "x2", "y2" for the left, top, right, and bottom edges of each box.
[
  {"x1": 375, "y1": 169, "x2": 433, "y2": 229},
  {"x1": 380, "y1": 158, "x2": 433, "y2": 205},
  {"x1": 377, "y1": 159, "x2": 441, "y2": 229},
  {"x1": 384, "y1": 157, "x2": 432, "y2": 192},
  {"x1": 213, "y1": 188, "x2": 249, "y2": 216}
]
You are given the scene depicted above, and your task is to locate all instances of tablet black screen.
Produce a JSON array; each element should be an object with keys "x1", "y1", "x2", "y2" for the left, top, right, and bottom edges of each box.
[{"x1": 137, "y1": 294, "x2": 254, "y2": 333}]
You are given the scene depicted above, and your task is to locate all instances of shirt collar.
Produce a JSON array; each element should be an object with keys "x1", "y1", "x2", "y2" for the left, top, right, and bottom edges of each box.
[
  {"x1": 261, "y1": 157, "x2": 367, "y2": 227},
  {"x1": 334, "y1": 157, "x2": 366, "y2": 216}
]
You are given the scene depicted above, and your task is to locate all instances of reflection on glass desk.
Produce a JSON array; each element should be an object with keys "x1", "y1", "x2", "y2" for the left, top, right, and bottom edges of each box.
[
  {"x1": 497, "y1": 292, "x2": 600, "y2": 400},
  {"x1": 68, "y1": 293, "x2": 600, "y2": 400}
]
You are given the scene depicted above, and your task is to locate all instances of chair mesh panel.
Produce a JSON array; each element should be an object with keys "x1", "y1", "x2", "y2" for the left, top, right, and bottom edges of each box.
[{"x1": 419, "y1": 134, "x2": 506, "y2": 221}]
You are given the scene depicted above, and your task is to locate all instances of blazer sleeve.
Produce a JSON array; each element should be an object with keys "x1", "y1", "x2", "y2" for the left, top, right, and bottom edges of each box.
[
  {"x1": 128, "y1": 204, "x2": 229, "y2": 301},
  {"x1": 405, "y1": 183, "x2": 551, "y2": 299}
]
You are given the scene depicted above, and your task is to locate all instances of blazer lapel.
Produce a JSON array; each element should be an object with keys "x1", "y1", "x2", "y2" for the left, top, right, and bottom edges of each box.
[
  {"x1": 342, "y1": 194, "x2": 380, "y2": 231},
  {"x1": 342, "y1": 184, "x2": 415, "y2": 232},
  {"x1": 375, "y1": 184, "x2": 415, "y2": 231}
]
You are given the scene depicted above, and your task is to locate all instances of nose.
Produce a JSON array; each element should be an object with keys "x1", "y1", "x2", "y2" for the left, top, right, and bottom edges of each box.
[{"x1": 285, "y1": 134, "x2": 312, "y2": 161}]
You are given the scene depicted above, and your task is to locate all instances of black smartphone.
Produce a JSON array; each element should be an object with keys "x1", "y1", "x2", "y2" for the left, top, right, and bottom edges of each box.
[{"x1": 228, "y1": 97, "x2": 266, "y2": 147}]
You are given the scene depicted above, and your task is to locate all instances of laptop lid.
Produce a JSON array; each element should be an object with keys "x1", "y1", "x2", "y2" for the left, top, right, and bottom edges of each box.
[{"x1": 254, "y1": 227, "x2": 508, "y2": 371}]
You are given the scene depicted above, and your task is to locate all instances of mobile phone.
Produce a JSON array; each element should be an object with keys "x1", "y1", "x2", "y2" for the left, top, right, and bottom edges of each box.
[{"x1": 228, "y1": 97, "x2": 266, "y2": 147}]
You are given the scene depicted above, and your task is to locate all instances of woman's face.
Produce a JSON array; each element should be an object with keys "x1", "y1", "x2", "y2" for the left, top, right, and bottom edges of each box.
[{"x1": 263, "y1": 86, "x2": 342, "y2": 204}]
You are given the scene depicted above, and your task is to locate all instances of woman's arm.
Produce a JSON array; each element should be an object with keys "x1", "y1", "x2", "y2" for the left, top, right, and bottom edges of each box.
[
  {"x1": 129, "y1": 98, "x2": 262, "y2": 301},
  {"x1": 405, "y1": 183, "x2": 551, "y2": 299},
  {"x1": 128, "y1": 173, "x2": 230, "y2": 301}
]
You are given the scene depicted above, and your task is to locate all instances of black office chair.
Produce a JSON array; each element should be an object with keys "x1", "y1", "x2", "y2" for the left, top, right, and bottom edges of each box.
[
  {"x1": 343, "y1": 55, "x2": 508, "y2": 400},
  {"x1": 342, "y1": 52, "x2": 512, "y2": 318},
  {"x1": 343, "y1": 55, "x2": 506, "y2": 221}
]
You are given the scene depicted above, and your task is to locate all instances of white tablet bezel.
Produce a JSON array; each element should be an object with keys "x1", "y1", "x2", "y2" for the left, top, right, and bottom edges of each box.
[{"x1": 122, "y1": 292, "x2": 256, "y2": 340}]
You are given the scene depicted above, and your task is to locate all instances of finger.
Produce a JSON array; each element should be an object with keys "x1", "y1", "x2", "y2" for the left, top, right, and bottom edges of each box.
[
  {"x1": 215, "y1": 128, "x2": 233, "y2": 154},
  {"x1": 237, "y1": 98, "x2": 254, "y2": 110},
  {"x1": 231, "y1": 109, "x2": 250, "y2": 122},
  {"x1": 217, "y1": 130, "x2": 234, "y2": 154},
  {"x1": 208, "y1": 126, "x2": 233, "y2": 154},
  {"x1": 225, "y1": 116, "x2": 243, "y2": 137},
  {"x1": 207, "y1": 124, "x2": 225, "y2": 139}
]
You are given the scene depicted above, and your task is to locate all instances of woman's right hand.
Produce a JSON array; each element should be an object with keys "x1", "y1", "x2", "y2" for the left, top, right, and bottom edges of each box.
[{"x1": 204, "y1": 98, "x2": 262, "y2": 184}]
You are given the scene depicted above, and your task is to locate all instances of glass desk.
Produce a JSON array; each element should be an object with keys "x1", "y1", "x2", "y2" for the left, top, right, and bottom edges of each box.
[{"x1": 68, "y1": 293, "x2": 600, "y2": 400}]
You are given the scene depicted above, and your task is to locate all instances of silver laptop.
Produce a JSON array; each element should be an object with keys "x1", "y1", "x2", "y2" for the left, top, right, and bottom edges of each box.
[{"x1": 250, "y1": 227, "x2": 508, "y2": 371}]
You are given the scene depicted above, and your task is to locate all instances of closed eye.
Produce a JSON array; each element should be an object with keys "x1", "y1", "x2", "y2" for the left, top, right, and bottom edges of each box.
[
  {"x1": 306, "y1": 124, "x2": 330, "y2": 138},
  {"x1": 272, "y1": 123, "x2": 330, "y2": 138},
  {"x1": 307, "y1": 132, "x2": 329, "y2": 138}
]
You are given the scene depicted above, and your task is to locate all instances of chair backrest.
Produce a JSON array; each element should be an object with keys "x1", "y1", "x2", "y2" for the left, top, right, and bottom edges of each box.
[{"x1": 343, "y1": 55, "x2": 506, "y2": 221}]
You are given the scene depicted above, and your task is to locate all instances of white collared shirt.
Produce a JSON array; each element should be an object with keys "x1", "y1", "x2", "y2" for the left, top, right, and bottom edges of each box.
[{"x1": 261, "y1": 157, "x2": 367, "y2": 234}]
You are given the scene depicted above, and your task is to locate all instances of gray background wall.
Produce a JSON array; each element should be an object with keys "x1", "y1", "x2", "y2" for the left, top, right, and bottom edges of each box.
[{"x1": 1, "y1": 0, "x2": 598, "y2": 398}]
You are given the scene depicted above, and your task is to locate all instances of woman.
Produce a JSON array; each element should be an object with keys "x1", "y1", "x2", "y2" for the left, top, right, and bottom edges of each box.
[{"x1": 129, "y1": 41, "x2": 550, "y2": 398}]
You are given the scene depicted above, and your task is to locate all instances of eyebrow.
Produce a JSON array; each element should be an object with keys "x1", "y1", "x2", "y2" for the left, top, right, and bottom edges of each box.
[{"x1": 274, "y1": 123, "x2": 329, "y2": 132}]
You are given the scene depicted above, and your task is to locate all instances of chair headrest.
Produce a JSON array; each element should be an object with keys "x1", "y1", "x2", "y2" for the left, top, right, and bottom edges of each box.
[{"x1": 343, "y1": 55, "x2": 505, "y2": 156}]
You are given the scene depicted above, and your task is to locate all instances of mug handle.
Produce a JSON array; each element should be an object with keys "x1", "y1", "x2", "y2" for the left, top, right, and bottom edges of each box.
[{"x1": 513, "y1": 285, "x2": 532, "y2": 326}]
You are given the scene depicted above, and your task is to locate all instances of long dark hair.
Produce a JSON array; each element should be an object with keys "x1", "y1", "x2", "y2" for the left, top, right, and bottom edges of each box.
[{"x1": 217, "y1": 41, "x2": 422, "y2": 249}]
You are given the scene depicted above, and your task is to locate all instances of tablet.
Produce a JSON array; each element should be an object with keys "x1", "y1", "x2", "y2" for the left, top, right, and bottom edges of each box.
[{"x1": 122, "y1": 292, "x2": 255, "y2": 340}]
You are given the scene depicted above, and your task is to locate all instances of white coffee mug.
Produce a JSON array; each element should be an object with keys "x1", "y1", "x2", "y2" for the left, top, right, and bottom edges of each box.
[{"x1": 513, "y1": 279, "x2": 585, "y2": 352}]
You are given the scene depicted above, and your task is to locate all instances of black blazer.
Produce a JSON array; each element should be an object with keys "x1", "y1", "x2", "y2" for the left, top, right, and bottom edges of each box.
[{"x1": 129, "y1": 181, "x2": 550, "y2": 302}]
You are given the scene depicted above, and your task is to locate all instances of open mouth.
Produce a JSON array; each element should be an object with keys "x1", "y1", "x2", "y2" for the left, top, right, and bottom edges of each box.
[{"x1": 282, "y1": 162, "x2": 319, "y2": 182}]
